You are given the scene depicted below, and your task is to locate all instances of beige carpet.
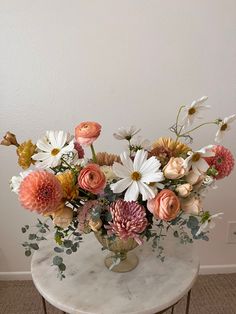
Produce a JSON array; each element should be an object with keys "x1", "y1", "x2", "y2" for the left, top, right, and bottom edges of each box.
[{"x1": 0, "y1": 274, "x2": 236, "y2": 314}]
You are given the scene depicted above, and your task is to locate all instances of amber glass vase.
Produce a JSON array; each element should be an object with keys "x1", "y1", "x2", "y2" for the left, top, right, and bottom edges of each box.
[{"x1": 94, "y1": 231, "x2": 139, "y2": 273}]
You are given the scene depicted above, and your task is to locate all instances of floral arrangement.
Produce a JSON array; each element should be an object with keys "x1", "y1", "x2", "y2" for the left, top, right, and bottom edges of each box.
[{"x1": 1, "y1": 96, "x2": 235, "y2": 279}]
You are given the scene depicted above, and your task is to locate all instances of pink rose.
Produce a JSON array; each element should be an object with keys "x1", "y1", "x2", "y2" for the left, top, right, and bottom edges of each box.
[
  {"x1": 78, "y1": 164, "x2": 106, "y2": 194},
  {"x1": 147, "y1": 189, "x2": 180, "y2": 221},
  {"x1": 75, "y1": 122, "x2": 101, "y2": 146},
  {"x1": 163, "y1": 157, "x2": 187, "y2": 179}
]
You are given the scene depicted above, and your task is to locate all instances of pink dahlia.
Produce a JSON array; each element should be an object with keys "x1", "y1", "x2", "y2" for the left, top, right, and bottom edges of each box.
[
  {"x1": 205, "y1": 145, "x2": 234, "y2": 180},
  {"x1": 19, "y1": 171, "x2": 63, "y2": 214},
  {"x1": 106, "y1": 199, "x2": 148, "y2": 245}
]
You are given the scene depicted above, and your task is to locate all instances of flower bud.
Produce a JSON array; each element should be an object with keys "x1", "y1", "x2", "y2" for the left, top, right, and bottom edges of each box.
[
  {"x1": 176, "y1": 183, "x2": 192, "y2": 198},
  {"x1": 1, "y1": 132, "x2": 19, "y2": 147}
]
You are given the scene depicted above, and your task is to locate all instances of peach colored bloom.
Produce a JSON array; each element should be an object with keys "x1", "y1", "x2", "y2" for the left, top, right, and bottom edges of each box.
[
  {"x1": 147, "y1": 189, "x2": 180, "y2": 221},
  {"x1": 181, "y1": 197, "x2": 202, "y2": 215},
  {"x1": 52, "y1": 204, "x2": 73, "y2": 229},
  {"x1": 19, "y1": 171, "x2": 62, "y2": 214},
  {"x1": 78, "y1": 164, "x2": 106, "y2": 194},
  {"x1": 176, "y1": 183, "x2": 192, "y2": 198},
  {"x1": 163, "y1": 157, "x2": 187, "y2": 179},
  {"x1": 75, "y1": 122, "x2": 101, "y2": 146}
]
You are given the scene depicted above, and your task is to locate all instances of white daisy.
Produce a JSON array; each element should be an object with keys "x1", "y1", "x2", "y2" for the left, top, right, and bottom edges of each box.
[
  {"x1": 182, "y1": 96, "x2": 210, "y2": 128},
  {"x1": 215, "y1": 114, "x2": 236, "y2": 143},
  {"x1": 184, "y1": 145, "x2": 215, "y2": 176},
  {"x1": 110, "y1": 149, "x2": 164, "y2": 201},
  {"x1": 10, "y1": 170, "x2": 32, "y2": 194},
  {"x1": 113, "y1": 126, "x2": 141, "y2": 141},
  {"x1": 32, "y1": 131, "x2": 74, "y2": 169},
  {"x1": 130, "y1": 136, "x2": 151, "y2": 151},
  {"x1": 196, "y1": 212, "x2": 223, "y2": 236}
]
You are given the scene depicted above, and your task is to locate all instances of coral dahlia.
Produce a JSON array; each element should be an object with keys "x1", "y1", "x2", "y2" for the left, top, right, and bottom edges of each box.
[
  {"x1": 106, "y1": 199, "x2": 148, "y2": 245},
  {"x1": 205, "y1": 145, "x2": 234, "y2": 180},
  {"x1": 19, "y1": 171, "x2": 63, "y2": 214}
]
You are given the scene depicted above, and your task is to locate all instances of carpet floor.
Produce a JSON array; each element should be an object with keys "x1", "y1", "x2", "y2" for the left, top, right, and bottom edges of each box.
[{"x1": 0, "y1": 274, "x2": 236, "y2": 314}]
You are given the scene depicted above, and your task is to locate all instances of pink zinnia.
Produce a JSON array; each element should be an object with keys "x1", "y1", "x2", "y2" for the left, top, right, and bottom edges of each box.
[
  {"x1": 205, "y1": 145, "x2": 234, "y2": 180},
  {"x1": 19, "y1": 171, "x2": 63, "y2": 214},
  {"x1": 106, "y1": 199, "x2": 148, "y2": 245}
]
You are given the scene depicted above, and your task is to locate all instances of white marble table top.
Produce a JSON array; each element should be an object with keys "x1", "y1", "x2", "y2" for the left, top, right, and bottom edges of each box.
[{"x1": 31, "y1": 233, "x2": 199, "y2": 314}]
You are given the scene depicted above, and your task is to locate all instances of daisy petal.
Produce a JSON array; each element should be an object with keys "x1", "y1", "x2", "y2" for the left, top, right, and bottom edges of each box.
[
  {"x1": 124, "y1": 181, "x2": 139, "y2": 201},
  {"x1": 113, "y1": 162, "x2": 130, "y2": 178},
  {"x1": 138, "y1": 182, "x2": 155, "y2": 201},
  {"x1": 133, "y1": 149, "x2": 147, "y2": 171},
  {"x1": 110, "y1": 178, "x2": 132, "y2": 193},
  {"x1": 36, "y1": 139, "x2": 52, "y2": 152},
  {"x1": 32, "y1": 152, "x2": 51, "y2": 161}
]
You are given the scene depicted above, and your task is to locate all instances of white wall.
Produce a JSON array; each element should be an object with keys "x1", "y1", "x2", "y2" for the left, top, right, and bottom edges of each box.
[{"x1": 0, "y1": 0, "x2": 236, "y2": 274}]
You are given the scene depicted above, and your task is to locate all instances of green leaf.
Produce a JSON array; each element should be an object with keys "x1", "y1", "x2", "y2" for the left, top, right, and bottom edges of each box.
[
  {"x1": 54, "y1": 247, "x2": 64, "y2": 253},
  {"x1": 28, "y1": 234, "x2": 36, "y2": 240},
  {"x1": 29, "y1": 243, "x2": 39, "y2": 250},
  {"x1": 71, "y1": 244, "x2": 77, "y2": 252},
  {"x1": 53, "y1": 256, "x2": 63, "y2": 266},
  {"x1": 21, "y1": 227, "x2": 26, "y2": 233},
  {"x1": 25, "y1": 250, "x2": 31, "y2": 257},
  {"x1": 25, "y1": 225, "x2": 29, "y2": 230},
  {"x1": 59, "y1": 263, "x2": 66, "y2": 272},
  {"x1": 63, "y1": 240, "x2": 72, "y2": 248},
  {"x1": 66, "y1": 249, "x2": 72, "y2": 255},
  {"x1": 39, "y1": 228, "x2": 47, "y2": 233}
]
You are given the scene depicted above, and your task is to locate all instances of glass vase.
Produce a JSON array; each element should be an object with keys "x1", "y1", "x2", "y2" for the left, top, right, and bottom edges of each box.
[{"x1": 94, "y1": 231, "x2": 139, "y2": 273}]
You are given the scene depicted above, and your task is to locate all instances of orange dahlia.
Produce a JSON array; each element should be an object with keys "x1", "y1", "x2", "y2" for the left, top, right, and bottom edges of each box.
[{"x1": 19, "y1": 171, "x2": 62, "y2": 214}]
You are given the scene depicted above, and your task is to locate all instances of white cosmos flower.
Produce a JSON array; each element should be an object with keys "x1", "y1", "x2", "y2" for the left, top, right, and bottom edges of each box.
[
  {"x1": 113, "y1": 126, "x2": 141, "y2": 140},
  {"x1": 110, "y1": 149, "x2": 164, "y2": 201},
  {"x1": 184, "y1": 145, "x2": 215, "y2": 176},
  {"x1": 32, "y1": 131, "x2": 75, "y2": 169},
  {"x1": 130, "y1": 136, "x2": 151, "y2": 150},
  {"x1": 10, "y1": 170, "x2": 32, "y2": 194},
  {"x1": 196, "y1": 213, "x2": 223, "y2": 236},
  {"x1": 215, "y1": 114, "x2": 236, "y2": 143},
  {"x1": 182, "y1": 96, "x2": 210, "y2": 128}
]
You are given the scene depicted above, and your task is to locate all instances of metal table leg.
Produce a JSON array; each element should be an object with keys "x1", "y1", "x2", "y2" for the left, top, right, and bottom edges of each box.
[
  {"x1": 41, "y1": 296, "x2": 47, "y2": 314},
  {"x1": 185, "y1": 290, "x2": 191, "y2": 314},
  {"x1": 171, "y1": 305, "x2": 174, "y2": 313}
]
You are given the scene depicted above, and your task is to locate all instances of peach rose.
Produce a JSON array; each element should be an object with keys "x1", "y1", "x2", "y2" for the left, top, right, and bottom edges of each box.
[
  {"x1": 185, "y1": 170, "x2": 204, "y2": 186},
  {"x1": 163, "y1": 157, "x2": 187, "y2": 179},
  {"x1": 52, "y1": 204, "x2": 73, "y2": 229},
  {"x1": 78, "y1": 164, "x2": 106, "y2": 194},
  {"x1": 75, "y1": 122, "x2": 101, "y2": 146},
  {"x1": 147, "y1": 189, "x2": 180, "y2": 221},
  {"x1": 181, "y1": 197, "x2": 202, "y2": 215},
  {"x1": 176, "y1": 183, "x2": 192, "y2": 198}
]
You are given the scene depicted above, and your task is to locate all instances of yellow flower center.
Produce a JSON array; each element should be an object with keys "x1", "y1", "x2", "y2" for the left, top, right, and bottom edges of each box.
[
  {"x1": 131, "y1": 171, "x2": 142, "y2": 181},
  {"x1": 188, "y1": 107, "x2": 196, "y2": 115},
  {"x1": 220, "y1": 123, "x2": 227, "y2": 131},
  {"x1": 192, "y1": 153, "x2": 201, "y2": 162},
  {"x1": 51, "y1": 148, "x2": 60, "y2": 156}
]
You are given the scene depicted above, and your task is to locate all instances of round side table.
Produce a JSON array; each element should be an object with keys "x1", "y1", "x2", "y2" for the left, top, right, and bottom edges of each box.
[{"x1": 31, "y1": 233, "x2": 199, "y2": 314}]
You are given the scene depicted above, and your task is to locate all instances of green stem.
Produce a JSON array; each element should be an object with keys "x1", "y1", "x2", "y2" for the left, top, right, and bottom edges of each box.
[
  {"x1": 174, "y1": 105, "x2": 185, "y2": 142},
  {"x1": 90, "y1": 144, "x2": 97, "y2": 163},
  {"x1": 179, "y1": 121, "x2": 217, "y2": 137}
]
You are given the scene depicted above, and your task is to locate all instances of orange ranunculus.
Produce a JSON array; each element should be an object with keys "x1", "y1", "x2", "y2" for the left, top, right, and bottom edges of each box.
[
  {"x1": 78, "y1": 164, "x2": 106, "y2": 194},
  {"x1": 147, "y1": 189, "x2": 180, "y2": 221},
  {"x1": 75, "y1": 122, "x2": 101, "y2": 146}
]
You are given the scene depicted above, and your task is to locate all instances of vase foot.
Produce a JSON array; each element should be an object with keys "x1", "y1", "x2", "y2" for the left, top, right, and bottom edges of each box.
[{"x1": 104, "y1": 252, "x2": 139, "y2": 273}]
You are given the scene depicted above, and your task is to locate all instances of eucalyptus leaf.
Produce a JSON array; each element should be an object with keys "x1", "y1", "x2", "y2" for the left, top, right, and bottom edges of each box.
[{"x1": 53, "y1": 256, "x2": 63, "y2": 266}]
